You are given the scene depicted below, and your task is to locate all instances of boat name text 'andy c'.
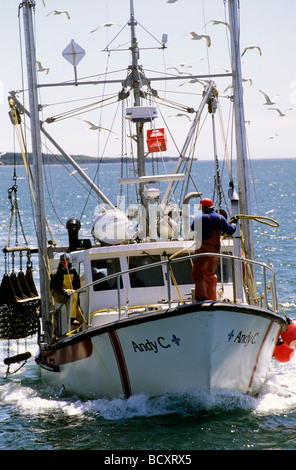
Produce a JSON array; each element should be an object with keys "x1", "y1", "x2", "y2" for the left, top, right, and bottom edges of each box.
[
  {"x1": 228, "y1": 329, "x2": 259, "y2": 347},
  {"x1": 132, "y1": 334, "x2": 180, "y2": 354}
]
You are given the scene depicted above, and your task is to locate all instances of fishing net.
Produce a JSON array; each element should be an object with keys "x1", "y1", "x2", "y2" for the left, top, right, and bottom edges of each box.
[{"x1": 0, "y1": 299, "x2": 40, "y2": 340}]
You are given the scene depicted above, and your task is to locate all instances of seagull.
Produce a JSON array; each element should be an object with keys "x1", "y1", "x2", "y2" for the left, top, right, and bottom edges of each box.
[
  {"x1": 168, "y1": 59, "x2": 203, "y2": 69},
  {"x1": 241, "y1": 45, "x2": 262, "y2": 57},
  {"x1": 167, "y1": 67, "x2": 192, "y2": 75},
  {"x1": 169, "y1": 113, "x2": 192, "y2": 121},
  {"x1": 225, "y1": 79, "x2": 252, "y2": 92},
  {"x1": 268, "y1": 134, "x2": 279, "y2": 139},
  {"x1": 90, "y1": 23, "x2": 122, "y2": 33},
  {"x1": 268, "y1": 108, "x2": 292, "y2": 117},
  {"x1": 179, "y1": 78, "x2": 205, "y2": 87},
  {"x1": 0, "y1": 151, "x2": 5, "y2": 164},
  {"x1": 259, "y1": 90, "x2": 279, "y2": 105},
  {"x1": 78, "y1": 119, "x2": 118, "y2": 134},
  {"x1": 70, "y1": 168, "x2": 88, "y2": 175},
  {"x1": 224, "y1": 84, "x2": 232, "y2": 93},
  {"x1": 36, "y1": 61, "x2": 49, "y2": 74},
  {"x1": 46, "y1": 10, "x2": 70, "y2": 20},
  {"x1": 209, "y1": 20, "x2": 230, "y2": 29},
  {"x1": 189, "y1": 32, "x2": 211, "y2": 47}
]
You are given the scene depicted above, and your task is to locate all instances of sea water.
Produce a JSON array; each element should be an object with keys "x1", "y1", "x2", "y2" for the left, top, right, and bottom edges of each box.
[{"x1": 0, "y1": 158, "x2": 295, "y2": 451}]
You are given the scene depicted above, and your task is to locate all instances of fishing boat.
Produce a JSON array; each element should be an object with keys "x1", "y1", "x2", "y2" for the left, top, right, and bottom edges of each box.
[{"x1": 2, "y1": 0, "x2": 292, "y2": 399}]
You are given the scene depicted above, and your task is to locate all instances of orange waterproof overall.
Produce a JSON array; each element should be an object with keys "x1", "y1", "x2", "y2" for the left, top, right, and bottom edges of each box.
[{"x1": 191, "y1": 229, "x2": 220, "y2": 301}]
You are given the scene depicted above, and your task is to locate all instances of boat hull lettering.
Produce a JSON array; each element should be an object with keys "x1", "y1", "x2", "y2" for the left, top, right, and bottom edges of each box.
[{"x1": 132, "y1": 336, "x2": 172, "y2": 353}]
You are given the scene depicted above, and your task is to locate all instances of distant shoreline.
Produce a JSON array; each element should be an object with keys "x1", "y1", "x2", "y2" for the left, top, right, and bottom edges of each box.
[
  {"x1": 0, "y1": 153, "x2": 295, "y2": 166},
  {"x1": 0, "y1": 153, "x2": 182, "y2": 166}
]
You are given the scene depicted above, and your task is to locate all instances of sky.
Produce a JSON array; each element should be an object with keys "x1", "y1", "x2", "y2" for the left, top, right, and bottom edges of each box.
[{"x1": 1, "y1": 0, "x2": 296, "y2": 161}]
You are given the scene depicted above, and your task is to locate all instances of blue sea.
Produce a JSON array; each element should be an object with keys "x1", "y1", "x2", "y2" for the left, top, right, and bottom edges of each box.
[{"x1": 0, "y1": 158, "x2": 296, "y2": 452}]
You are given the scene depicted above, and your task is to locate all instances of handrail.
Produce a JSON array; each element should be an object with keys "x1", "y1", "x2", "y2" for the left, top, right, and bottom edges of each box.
[{"x1": 66, "y1": 252, "x2": 279, "y2": 326}]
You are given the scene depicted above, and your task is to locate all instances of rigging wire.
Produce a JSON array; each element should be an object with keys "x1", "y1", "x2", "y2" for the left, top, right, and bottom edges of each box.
[
  {"x1": 201, "y1": 0, "x2": 211, "y2": 76},
  {"x1": 44, "y1": 95, "x2": 118, "y2": 123}
]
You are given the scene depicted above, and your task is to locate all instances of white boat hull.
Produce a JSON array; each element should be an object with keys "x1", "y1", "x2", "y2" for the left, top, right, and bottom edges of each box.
[{"x1": 37, "y1": 302, "x2": 284, "y2": 398}]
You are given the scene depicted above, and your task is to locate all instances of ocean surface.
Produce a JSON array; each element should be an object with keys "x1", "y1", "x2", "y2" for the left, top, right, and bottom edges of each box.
[{"x1": 0, "y1": 158, "x2": 296, "y2": 452}]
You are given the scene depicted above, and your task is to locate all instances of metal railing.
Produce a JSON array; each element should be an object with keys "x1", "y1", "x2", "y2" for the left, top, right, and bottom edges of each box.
[{"x1": 65, "y1": 252, "x2": 279, "y2": 332}]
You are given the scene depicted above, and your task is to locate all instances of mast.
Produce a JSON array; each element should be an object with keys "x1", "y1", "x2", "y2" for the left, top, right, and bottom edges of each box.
[
  {"x1": 22, "y1": 0, "x2": 51, "y2": 342},
  {"x1": 228, "y1": 0, "x2": 255, "y2": 262},
  {"x1": 127, "y1": 0, "x2": 149, "y2": 225},
  {"x1": 113, "y1": 0, "x2": 152, "y2": 235}
]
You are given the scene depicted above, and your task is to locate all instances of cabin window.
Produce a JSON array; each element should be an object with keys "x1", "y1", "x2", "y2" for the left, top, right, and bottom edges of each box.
[
  {"x1": 91, "y1": 258, "x2": 123, "y2": 291},
  {"x1": 169, "y1": 253, "x2": 233, "y2": 285},
  {"x1": 128, "y1": 256, "x2": 164, "y2": 288},
  {"x1": 79, "y1": 261, "x2": 85, "y2": 286},
  {"x1": 216, "y1": 253, "x2": 232, "y2": 283},
  {"x1": 169, "y1": 256, "x2": 193, "y2": 285}
]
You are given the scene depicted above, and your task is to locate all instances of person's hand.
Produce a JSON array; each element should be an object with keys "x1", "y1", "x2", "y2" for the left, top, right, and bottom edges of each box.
[{"x1": 62, "y1": 290, "x2": 71, "y2": 299}]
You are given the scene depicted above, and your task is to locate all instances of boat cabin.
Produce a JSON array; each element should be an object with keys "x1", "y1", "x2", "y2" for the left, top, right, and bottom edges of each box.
[{"x1": 49, "y1": 239, "x2": 237, "y2": 333}]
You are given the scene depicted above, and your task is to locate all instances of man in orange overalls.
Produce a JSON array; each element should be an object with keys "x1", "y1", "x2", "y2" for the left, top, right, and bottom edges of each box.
[{"x1": 191, "y1": 199, "x2": 236, "y2": 302}]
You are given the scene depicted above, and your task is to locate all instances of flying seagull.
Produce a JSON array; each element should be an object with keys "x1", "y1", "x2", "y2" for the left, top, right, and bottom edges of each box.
[
  {"x1": 70, "y1": 168, "x2": 88, "y2": 175},
  {"x1": 46, "y1": 10, "x2": 70, "y2": 20},
  {"x1": 168, "y1": 59, "x2": 203, "y2": 69},
  {"x1": 223, "y1": 79, "x2": 251, "y2": 93},
  {"x1": 79, "y1": 119, "x2": 118, "y2": 134},
  {"x1": 259, "y1": 90, "x2": 279, "y2": 106},
  {"x1": 268, "y1": 134, "x2": 279, "y2": 139},
  {"x1": 90, "y1": 23, "x2": 122, "y2": 33},
  {"x1": 169, "y1": 113, "x2": 192, "y2": 121},
  {"x1": 189, "y1": 32, "x2": 211, "y2": 47},
  {"x1": 209, "y1": 19, "x2": 230, "y2": 29},
  {"x1": 268, "y1": 108, "x2": 292, "y2": 117},
  {"x1": 36, "y1": 61, "x2": 49, "y2": 74},
  {"x1": 167, "y1": 67, "x2": 192, "y2": 75},
  {"x1": 179, "y1": 78, "x2": 205, "y2": 87},
  {"x1": 241, "y1": 45, "x2": 262, "y2": 57}
]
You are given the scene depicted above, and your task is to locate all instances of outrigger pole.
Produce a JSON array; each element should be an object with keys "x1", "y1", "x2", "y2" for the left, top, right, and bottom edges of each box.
[
  {"x1": 228, "y1": 0, "x2": 255, "y2": 263},
  {"x1": 22, "y1": 0, "x2": 51, "y2": 343}
]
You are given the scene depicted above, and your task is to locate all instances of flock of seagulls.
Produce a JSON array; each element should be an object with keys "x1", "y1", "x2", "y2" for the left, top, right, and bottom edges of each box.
[
  {"x1": 259, "y1": 90, "x2": 292, "y2": 119},
  {"x1": 36, "y1": 4, "x2": 292, "y2": 139}
]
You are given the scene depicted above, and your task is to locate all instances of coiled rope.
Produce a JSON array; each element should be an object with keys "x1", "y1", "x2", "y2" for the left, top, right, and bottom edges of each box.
[{"x1": 229, "y1": 214, "x2": 279, "y2": 228}]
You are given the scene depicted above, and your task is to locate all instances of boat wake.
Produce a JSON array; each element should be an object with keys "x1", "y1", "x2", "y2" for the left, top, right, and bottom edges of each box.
[{"x1": 1, "y1": 357, "x2": 296, "y2": 422}]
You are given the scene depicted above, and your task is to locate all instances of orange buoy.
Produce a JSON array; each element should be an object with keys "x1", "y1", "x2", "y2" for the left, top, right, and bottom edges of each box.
[
  {"x1": 273, "y1": 341, "x2": 295, "y2": 363},
  {"x1": 281, "y1": 320, "x2": 296, "y2": 348}
]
